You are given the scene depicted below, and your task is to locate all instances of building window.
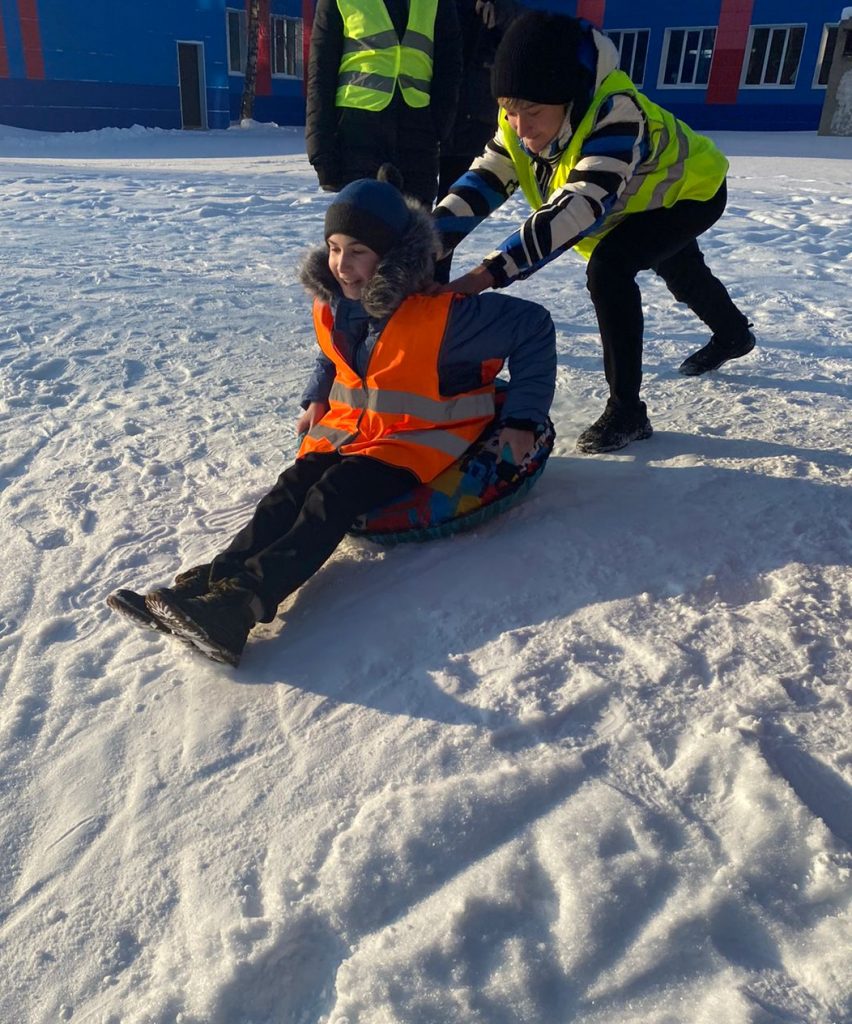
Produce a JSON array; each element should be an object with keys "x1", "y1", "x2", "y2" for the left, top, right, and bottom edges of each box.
[
  {"x1": 814, "y1": 24, "x2": 839, "y2": 87},
  {"x1": 272, "y1": 16, "x2": 304, "y2": 77},
  {"x1": 606, "y1": 29, "x2": 650, "y2": 86},
  {"x1": 742, "y1": 25, "x2": 806, "y2": 87},
  {"x1": 660, "y1": 27, "x2": 716, "y2": 87},
  {"x1": 227, "y1": 8, "x2": 247, "y2": 75}
]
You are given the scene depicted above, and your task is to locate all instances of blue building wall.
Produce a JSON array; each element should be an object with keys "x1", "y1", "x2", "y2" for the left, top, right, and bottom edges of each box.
[
  {"x1": 0, "y1": 0, "x2": 843, "y2": 132},
  {"x1": 536, "y1": 0, "x2": 840, "y2": 131},
  {"x1": 0, "y1": 0, "x2": 305, "y2": 132}
]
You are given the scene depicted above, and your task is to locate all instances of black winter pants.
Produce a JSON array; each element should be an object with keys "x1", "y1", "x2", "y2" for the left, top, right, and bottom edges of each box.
[
  {"x1": 585, "y1": 180, "x2": 749, "y2": 407},
  {"x1": 208, "y1": 453, "x2": 417, "y2": 621}
]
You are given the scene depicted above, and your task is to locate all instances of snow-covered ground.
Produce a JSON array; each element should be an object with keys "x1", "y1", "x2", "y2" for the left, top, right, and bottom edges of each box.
[{"x1": 0, "y1": 120, "x2": 850, "y2": 1024}]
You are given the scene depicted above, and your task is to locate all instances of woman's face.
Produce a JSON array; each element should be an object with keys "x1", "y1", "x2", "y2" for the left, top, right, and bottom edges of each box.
[
  {"x1": 327, "y1": 233, "x2": 381, "y2": 299},
  {"x1": 503, "y1": 101, "x2": 567, "y2": 154}
]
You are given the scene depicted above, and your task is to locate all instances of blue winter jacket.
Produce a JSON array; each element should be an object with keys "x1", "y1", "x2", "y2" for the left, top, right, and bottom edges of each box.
[{"x1": 300, "y1": 290, "x2": 556, "y2": 429}]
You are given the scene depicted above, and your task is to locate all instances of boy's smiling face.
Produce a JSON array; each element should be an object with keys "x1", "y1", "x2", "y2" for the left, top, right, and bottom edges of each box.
[{"x1": 327, "y1": 233, "x2": 380, "y2": 300}]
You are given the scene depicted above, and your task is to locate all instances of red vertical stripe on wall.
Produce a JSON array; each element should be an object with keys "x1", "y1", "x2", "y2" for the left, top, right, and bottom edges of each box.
[
  {"x1": 302, "y1": 0, "x2": 314, "y2": 96},
  {"x1": 17, "y1": 0, "x2": 44, "y2": 79},
  {"x1": 256, "y1": 0, "x2": 272, "y2": 96},
  {"x1": 575, "y1": 0, "x2": 606, "y2": 28},
  {"x1": 706, "y1": 0, "x2": 754, "y2": 104},
  {"x1": 0, "y1": 12, "x2": 9, "y2": 78}
]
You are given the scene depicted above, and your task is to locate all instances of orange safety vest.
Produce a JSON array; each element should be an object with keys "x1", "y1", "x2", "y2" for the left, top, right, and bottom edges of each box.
[{"x1": 299, "y1": 293, "x2": 497, "y2": 482}]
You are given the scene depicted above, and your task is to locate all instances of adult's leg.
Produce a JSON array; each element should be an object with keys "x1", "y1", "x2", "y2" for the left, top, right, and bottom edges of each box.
[
  {"x1": 240, "y1": 456, "x2": 417, "y2": 620},
  {"x1": 585, "y1": 182, "x2": 741, "y2": 404},
  {"x1": 653, "y1": 183, "x2": 750, "y2": 339}
]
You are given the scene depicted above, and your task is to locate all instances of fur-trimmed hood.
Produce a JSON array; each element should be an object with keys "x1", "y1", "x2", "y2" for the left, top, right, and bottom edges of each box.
[{"x1": 299, "y1": 198, "x2": 441, "y2": 320}]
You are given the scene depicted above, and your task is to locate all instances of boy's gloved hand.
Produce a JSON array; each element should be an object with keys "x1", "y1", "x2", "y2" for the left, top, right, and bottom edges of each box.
[
  {"x1": 296, "y1": 400, "x2": 330, "y2": 438},
  {"x1": 497, "y1": 425, "x2": 535, "y2": 465}
]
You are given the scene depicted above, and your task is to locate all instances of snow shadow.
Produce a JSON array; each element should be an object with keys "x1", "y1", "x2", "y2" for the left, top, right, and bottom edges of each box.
[{"x1": 233, "y1": 430, "x2": 850, "y2": 738}]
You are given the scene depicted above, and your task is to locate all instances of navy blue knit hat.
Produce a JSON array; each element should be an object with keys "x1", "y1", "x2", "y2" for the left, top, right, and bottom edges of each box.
[{"x1": 324, "y1": 178, "x2": 411, "y2": 257}]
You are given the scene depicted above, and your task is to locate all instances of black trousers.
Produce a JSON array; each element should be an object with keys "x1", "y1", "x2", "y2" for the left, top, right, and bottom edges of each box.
[
  {"x1": 208, "y1": 453, "x2": 417, "y2": 621},
  {"x1": 586, "y1": 180, "x2": 749, "y2": 407},
  {"x1": 334, "y1": 100, "x2": 440, "y2": 208}
]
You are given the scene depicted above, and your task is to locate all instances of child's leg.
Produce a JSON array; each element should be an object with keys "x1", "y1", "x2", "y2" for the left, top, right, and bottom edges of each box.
[
  {"x1": 208, "y1": 452, "x2": 340, "y2": 583},
  {"x1": 239, "y1": 455, "x2": 417, "y2": 620}
]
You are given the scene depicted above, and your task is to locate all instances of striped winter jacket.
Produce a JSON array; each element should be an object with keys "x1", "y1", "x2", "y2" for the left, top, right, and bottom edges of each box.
[{"x1": 433, "y1": 23, "x2": 685, "y2": 285}]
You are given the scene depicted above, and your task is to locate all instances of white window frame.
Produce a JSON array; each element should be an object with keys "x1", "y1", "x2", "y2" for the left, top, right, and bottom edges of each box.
[
  {"x1": 658, "y1": 26, "x2": 717, "y2": 89},
  {"x1": 813, "y1": 23, "x2": 839, "y2": 88},
  {"x1": 226, "y1": 8, "x2": 247, "y2": 76},
  {"x1": 271, "y1": 15, "x2": 304, "y2": 78},
  {"x1": 606, "y1": 28, "x2": 651, "y2": 87},
  {"x1": 740, "y1": 24, "x2": 806, "y2": 89}
]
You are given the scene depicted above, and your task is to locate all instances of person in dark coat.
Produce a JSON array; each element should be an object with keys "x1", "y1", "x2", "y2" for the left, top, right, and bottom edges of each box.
[
  {"x1": 436, "y1": 0, "x2": 522, "y2": 202},
  {"x1": 305, "y1": 0, "x2": 463, "y2": 207},
  {"x1": 433, "y1": 0, "x2": 522, "y2": 283}
]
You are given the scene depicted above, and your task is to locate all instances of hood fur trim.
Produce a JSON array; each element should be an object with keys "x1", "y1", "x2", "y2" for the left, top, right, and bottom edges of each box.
[{"x1": 299, "y1": 198, "x2": 440, "y2": 320}]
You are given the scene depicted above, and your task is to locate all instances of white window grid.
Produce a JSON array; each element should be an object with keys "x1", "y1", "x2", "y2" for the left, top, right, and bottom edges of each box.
[
  {"x1": 658, "y1": 26, "x2": 717, "y2": 89},
  {"x1": 740, "y1": 24, "x2": 806, "y2": 89},
  {"x1": 272, "y1": 16, "x2": 304, "y2": 78},
  {"x1": 226, "y1": 8, "x2": 247, "y2": 75},
  {"x1": 813, "y1": 23, "x2": 839, "y2": 88},
  {"x1": 606, "y1": 28, "x2": 651, "y2": 87}
]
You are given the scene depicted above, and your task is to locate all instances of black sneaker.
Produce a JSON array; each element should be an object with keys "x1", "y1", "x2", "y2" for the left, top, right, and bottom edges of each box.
[
  {"x1": 679, "y1": 328, "x2": 755, "y2": 376},
  {"x1": 576, "y1": 400, "x2": 653, "y2": 454},
  {"x1": 107, "y1": 564, "x2": 210, "y2": 635},
  {"x1": 145, "y1": 579, "x2": 259, "y2": 667}
]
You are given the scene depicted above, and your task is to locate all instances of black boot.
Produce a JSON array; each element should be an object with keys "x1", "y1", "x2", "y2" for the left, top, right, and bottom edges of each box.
[
  {"x1": 576, "y1": 399, "x2": 653, "y2": 454},
  {"x1": 679, "y1": 328, "x2": 755, "y2": 376},
  {"x1": 145, "y1": 578, "x2": 260, "y2": 667},
  {"x1": 107, "y1": 564, "x2": 210, "y2": 634}
]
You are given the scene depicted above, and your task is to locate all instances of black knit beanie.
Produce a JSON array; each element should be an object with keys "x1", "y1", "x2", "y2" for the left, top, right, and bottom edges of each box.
[
  {"x1": 324, "y1": 177, "x2": 411, "y2": 257},
  {"x1": 491, "y1": 11, "x2": 586, "y2": 105}
]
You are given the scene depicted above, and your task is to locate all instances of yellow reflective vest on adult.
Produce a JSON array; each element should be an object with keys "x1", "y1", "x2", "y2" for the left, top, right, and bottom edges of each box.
[
  {"x1": 500, "y1": 70, "x2": 729, "y2": 259},
  {"x1": 299, "y1": 294, "x2": 497, "y2": 483},
  {"x1": 335, "y1": 0, "x2": 438, "y2": 111}
]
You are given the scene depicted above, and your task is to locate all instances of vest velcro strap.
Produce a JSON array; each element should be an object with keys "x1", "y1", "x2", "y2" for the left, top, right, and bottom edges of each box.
[
  {"x1": 337, "y1": 70, "x2": 396, "y2": 93},
  {"x1": 383, "y1": 428, "x2": 473, "y2": 458},
  {"x1": 342, "y1": 30, "x2": 400, "y2": 53},
  {"x1": 330, "y1": 382, "x2": 494, "y2": 422},
  {"x1": 401, "y1": 29, "x2": 434, "y2": 57},
  {"x1": 398, "y1": 75, "x2": 431, "y2": 95}
]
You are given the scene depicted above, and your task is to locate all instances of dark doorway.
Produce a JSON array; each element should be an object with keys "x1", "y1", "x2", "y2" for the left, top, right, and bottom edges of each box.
[{"x1": 177, "y1": 42, "x2": 205, "y2": 129}]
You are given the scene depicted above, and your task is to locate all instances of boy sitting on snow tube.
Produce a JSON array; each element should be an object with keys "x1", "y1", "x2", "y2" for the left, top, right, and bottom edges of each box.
[
  {"x1": 107, "y1": 171, "x2": 556, "y2": 666},
  {"x1": 350, "y1": 385, "x2": 555, "y2": 543}
]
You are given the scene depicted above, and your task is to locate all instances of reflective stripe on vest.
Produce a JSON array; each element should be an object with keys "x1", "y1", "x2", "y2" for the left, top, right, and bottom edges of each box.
[
  {"x1": 299, "y1": 293, "x2": 497, "y2": 482},
  {"x1": 335, "y1": 0, "x2": 437, "y2": 111},
  {"x1": 501, "y1": 70, "x2": 729, "y2": 259}
]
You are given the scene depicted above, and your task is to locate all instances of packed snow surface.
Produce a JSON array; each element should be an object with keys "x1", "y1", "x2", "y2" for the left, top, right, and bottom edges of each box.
[{"x1": 0, "y1": 122, "x2": 850, "y2": 1024}]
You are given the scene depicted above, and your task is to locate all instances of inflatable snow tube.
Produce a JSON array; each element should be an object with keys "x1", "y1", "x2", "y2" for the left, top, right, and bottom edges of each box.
[{"x1": 350, "y1": 415, "x2": 555, "y2": 544}]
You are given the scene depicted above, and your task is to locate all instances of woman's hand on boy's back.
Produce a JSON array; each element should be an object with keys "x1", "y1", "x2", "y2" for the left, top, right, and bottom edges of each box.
[
  {"x1": 432, "y1": 264, "x2": 495, "y2": 295},
  {"x1": 296, "y1": 401, "x2": 330, "y2": 438}
]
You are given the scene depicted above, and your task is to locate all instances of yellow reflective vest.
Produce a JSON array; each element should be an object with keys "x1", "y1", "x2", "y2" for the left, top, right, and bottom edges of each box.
[
  {"x1": 335, "y1": 0, "x2": 438, "y2": 111},
  {"x1": 500, "y1": 70, "x2": 729, "y2": 258}
]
